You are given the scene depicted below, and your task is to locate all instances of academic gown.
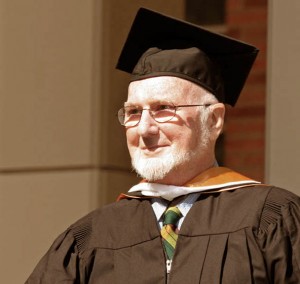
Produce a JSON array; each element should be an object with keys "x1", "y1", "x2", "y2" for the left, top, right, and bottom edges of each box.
[{"x1": 26, "y1": 185, "x2": 300, "y2": 283}]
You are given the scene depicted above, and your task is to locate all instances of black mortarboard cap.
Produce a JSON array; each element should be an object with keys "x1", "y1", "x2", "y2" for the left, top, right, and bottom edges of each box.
[{"x1": 116, "y1": 8, "x2": 259, "y2": 106}]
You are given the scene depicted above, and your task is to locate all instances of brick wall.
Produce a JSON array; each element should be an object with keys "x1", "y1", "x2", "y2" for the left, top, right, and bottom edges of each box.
[{"x1": 223, "y1": 0, "x2": 267, "y2": 181}]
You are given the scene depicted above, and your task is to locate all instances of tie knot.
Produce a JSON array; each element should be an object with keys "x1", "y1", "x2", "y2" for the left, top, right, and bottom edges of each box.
[{"x1": 163, "y1": 206, "x2": 182, "y2": 226}]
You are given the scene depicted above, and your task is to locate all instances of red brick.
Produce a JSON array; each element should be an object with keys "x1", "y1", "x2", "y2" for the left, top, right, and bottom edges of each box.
[
  {"x1": 224, "y1": 153, "x2": 265, "y2": 170},
  {"x1": 244, "y1": 154, "x2": 265, "y2": 166},
  {"x1": 224, "y1": 0, "x2": 267, "y2": 181},
  {"x1": 225, "y1": 27, "x2": 241, "y2": 39},
  {"x1": 224, "y1": 156, "x2": 265, "y2": 180},
  {"x1": 226, "y1": 106, "x2": 265, "y2": 117},
  {"x1": 225, "y1": 119, "x2": 265, "y2": 133},
  {"x1": 225, "y1": 159, "x2": 264, "y2": 182},
  {"x1": 225, "y1": 139, "x2": 265, "y2": 152},
  {"x1": 244, "y1": 71, "x2": 266, "y2": 85},
  {"x1": 226, "y1": 0, "x2": 245, "y2": 12},
  {"x1": 245, "y1": 0, "x2": 267, "y2": 8},
  {"x1": 227, "y1": 9, "x2": 267, "y2": 26},
  {"x1": 241, "y1": 25, "x2": 267, "y2": 41},
  {"x1": 237, "y1": 90, "x2": 266, "y2": 107},
  {"x1": 251, "y1": 56, "x2": 267, "y2": 72}
]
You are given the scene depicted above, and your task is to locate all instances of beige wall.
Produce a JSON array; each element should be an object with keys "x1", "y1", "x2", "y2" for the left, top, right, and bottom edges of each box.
[
  {"x1": 266, "y1": 0, "x2": 300, "y2": 195},
  {"x1": 0, "y1": 1, "x2": 184, "y2": 283},
  {"x1": 0, "y1": 1, "x2": 101, "y2": 282}
]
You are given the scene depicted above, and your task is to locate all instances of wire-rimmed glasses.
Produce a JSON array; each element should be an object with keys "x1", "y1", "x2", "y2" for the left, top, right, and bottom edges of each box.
[{"x1": 117, "y1": 103, "x2": 211, "y2": 127}]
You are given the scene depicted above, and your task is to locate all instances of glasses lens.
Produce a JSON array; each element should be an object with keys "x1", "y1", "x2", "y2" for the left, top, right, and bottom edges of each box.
[
  {"x1": 118, "y1": 106, "x2": 141, "y2": 127},
  {"x1": 117, "y1": 108, "x2": 126, "y2": 125},
  {"x1": 117, "y1": 105, "x2": 176, "y2": 126},
  {"x1": 153, "y1": 105, "x2": 176, "y2": 123}
]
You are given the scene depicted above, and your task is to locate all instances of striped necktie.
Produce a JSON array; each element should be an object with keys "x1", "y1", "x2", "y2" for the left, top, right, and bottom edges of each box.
[{"x1": 161, "y1": 206, "x2": 182, "y2": 260}]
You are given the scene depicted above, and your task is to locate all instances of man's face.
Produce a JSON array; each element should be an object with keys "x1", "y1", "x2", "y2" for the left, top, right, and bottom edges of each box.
[{"x1": 125, "y1": 76, "x2": 216, "y2": 185}]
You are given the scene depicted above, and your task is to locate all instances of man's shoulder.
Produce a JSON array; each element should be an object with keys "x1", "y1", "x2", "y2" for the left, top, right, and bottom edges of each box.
[
  {"x1": 67, "y1": 198, "x2": 156, "y2": 253},
  {"x1": 209, "y1": 184, "x2": 299, "y2": 204},
  {"x1": 240, "y1": 184, "x2": 300, "y2": 207},
  {"x1": 71, "y1": 198, "x2": 151, "y2": 227},
  {"x1": 189, "y1": 184, "x2": 300, "y2": 233},
  {"x1": 265, "y1": 185, "x2": 300, "y2": 202}
]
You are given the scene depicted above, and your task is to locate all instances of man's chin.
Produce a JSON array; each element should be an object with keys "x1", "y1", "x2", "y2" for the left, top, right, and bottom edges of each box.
[
  {"x1": 131, "y1": 151, "x2": 185, "y2": 182},
  {"x1": 133, "y1": 166, "x2": 170, "y2": 182}
]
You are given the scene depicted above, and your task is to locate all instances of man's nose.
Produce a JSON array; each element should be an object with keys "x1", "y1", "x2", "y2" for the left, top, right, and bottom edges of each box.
[{"x1": 137, "y1": 110, "x2": 159, "y2": 136}]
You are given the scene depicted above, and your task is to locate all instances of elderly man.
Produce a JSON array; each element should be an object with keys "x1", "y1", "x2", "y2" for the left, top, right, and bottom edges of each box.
[{"x1": 26, "y1": 8, "x2": 300, "y2": 283}]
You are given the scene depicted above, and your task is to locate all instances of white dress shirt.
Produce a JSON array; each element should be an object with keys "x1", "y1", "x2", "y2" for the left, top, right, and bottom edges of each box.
[{"x1": 151, "y1": 192, "x2": 201, "y2": 230}]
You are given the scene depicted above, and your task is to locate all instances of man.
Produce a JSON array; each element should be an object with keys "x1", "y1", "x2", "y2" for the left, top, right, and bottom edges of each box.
[{"x1": 26, "y1": 8, "x2": 300, "y2": 283}]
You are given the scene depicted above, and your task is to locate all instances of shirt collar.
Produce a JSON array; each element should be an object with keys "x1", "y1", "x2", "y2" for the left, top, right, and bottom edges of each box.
[
  {"x1": 151, "y1": 192, "x2": 201, "y2": 223},
  {"x1": 125, "y1": 167, "x2": 260, "y2": 201}
]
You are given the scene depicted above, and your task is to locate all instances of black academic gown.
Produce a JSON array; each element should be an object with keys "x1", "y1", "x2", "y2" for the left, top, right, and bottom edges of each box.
[{"x1": 26, "y1": 185, "x2": 300, "y2": 283}]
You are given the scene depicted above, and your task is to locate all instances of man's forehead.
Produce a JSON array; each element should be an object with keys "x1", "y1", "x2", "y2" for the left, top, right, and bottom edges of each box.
[
  {"x1": 129, "y1": 75, "x2": 189, "y2": 87},
  {"x1": 126, "y1": 76, "x2": 206, "y2": 105}
]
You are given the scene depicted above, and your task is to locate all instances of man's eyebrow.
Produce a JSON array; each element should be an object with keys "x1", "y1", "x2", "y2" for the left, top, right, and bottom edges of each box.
[
  {"x1": 123, "y1": 102, "x2": 136, "y2": 107},
  {"x1": 124, "y1": 100, "x2": 174, "y2": 107}
]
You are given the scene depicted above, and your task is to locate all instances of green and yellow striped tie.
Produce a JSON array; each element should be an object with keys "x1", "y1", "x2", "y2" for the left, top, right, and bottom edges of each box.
[{"x1": 161, "y1": 206, "x2": 182, "y2": 260}]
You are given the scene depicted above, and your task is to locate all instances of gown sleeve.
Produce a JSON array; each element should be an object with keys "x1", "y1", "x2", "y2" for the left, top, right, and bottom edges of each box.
[
  {"x1": 25, "y1": 228, "x2": 82, "y2": 284},
  {"x1": 258, "y1": 187, "x2": 300, "y2": 283}
]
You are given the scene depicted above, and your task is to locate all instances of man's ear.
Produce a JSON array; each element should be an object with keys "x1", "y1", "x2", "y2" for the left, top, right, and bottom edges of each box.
[{"x1": 209, "y1": 103, "x2": 225, "y2": 138}]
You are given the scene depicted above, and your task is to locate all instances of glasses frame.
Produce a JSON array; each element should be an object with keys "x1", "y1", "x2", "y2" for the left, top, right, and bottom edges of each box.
[{"x1": 117, "y1": 103, "x2": 212, "y2": 127}]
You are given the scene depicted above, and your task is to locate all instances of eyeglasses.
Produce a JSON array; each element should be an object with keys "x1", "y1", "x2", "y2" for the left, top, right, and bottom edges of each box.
[{"x1": 117, "y1": 103, "x2": 211, "y2": 127}]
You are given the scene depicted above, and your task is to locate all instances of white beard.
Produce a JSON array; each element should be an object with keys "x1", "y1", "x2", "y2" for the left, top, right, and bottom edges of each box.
[
  {"x1": 131, "y1": 149, "x2": 193, "y2": 182},
  {"x1": 131, "y1": 128, "x2": 210, "y2": 182}
]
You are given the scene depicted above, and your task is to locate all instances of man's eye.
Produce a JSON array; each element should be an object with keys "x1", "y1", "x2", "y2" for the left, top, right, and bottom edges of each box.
[
  {"x1": 126, "y1": 108, "x2": 140, "y2": 115},
  {"x1": 156, "y1": 105, "x2": 173, "y2": 111}
]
